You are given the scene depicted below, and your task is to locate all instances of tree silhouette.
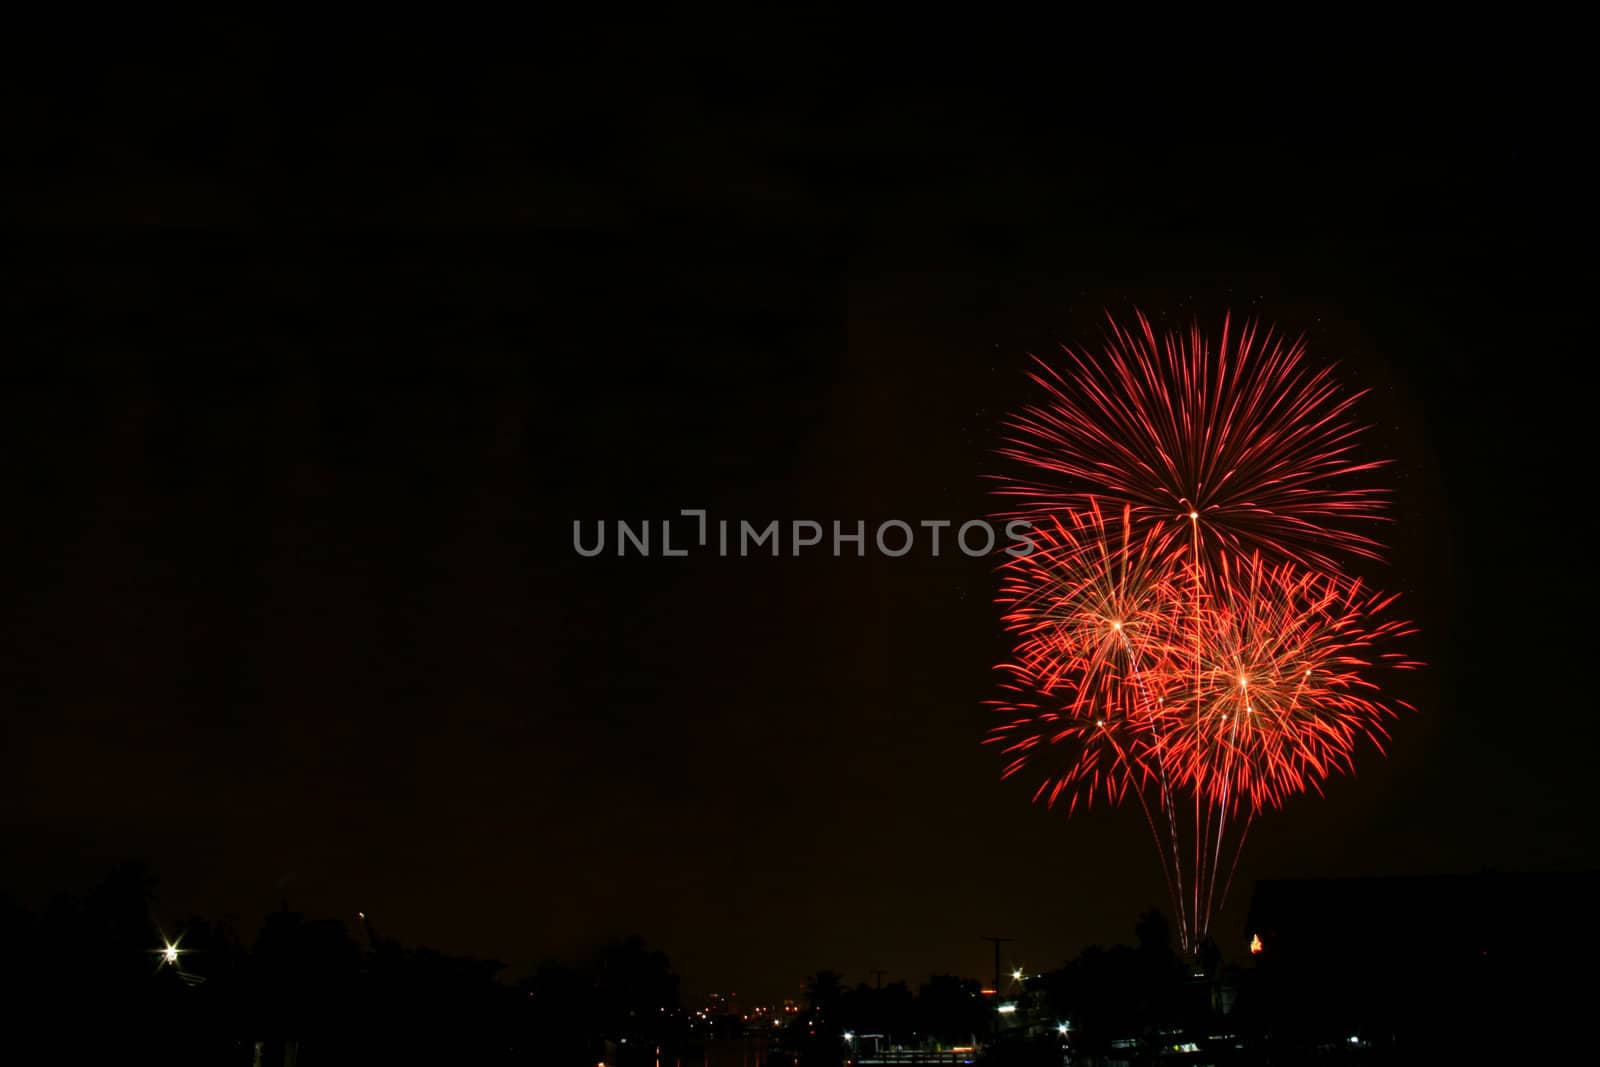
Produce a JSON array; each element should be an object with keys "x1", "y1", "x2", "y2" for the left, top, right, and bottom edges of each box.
[
  {"x1": 804, "y1": 968, "x2": 845, "y2": 1019},
  {"x1": 594, "y1": 934, "x2": 679, "y2": 1056},
  {"x1": 915, "y1": 974, "x2": 987, "y2": 1048}
]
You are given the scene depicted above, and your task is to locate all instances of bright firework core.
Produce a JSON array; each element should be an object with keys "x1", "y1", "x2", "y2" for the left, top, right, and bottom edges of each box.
[{"x1": 986, "y1": 310, "x2": 1419, "y2": 953}]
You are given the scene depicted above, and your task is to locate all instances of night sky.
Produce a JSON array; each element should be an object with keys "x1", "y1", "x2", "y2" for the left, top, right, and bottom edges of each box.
[{"x1": 3, "y1": 50, "x2": 1596, "y2": 1003}]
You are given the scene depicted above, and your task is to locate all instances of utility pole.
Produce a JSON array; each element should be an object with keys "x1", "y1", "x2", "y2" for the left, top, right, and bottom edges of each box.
[{"x1": 981, "y1": 936, "x2": 1012, "y2": 1047}]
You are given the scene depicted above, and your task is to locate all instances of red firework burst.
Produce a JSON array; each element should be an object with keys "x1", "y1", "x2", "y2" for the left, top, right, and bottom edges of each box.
[{"x1": 995, "y1": 310, "x2": 1389, "y2": 571}]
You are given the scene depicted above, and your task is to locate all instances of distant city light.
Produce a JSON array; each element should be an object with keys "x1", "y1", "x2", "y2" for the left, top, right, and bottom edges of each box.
[
  {"x1": 997, "y1": 1003, "x2": 1017, "y2": 1014},
  {"x1": 1249, "y1": 933, "x2": 1263, "y2": 955},
  {"x1": 1057, "y1": 1023, "x2": 1070, "y2": 1035},
  {"x1": 1011, "y1": 968, "x2": 1023, "y2": 980}
]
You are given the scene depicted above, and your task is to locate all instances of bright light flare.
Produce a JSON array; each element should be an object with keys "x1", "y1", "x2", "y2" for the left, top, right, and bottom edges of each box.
[{"x1": 152, "y1": 936, "x2": 185, "y2": 973}]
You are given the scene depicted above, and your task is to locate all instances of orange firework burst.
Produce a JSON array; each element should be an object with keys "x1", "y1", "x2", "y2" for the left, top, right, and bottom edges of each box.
[
  {"x1": 1168, "y1": 555, "x2": 1420, "y2": 814},
  {"x1": 986, "y1": 310, "x2": 1420, "y2": 951}
]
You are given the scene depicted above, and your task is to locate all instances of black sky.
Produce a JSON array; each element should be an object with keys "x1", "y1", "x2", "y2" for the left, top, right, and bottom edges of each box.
[{"x1": 3, "y1": 47, "x2": 1597, "y2": 1002}]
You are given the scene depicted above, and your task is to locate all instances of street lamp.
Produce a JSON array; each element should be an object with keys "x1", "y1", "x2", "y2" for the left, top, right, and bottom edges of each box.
[
  {"x1": 151, "y1": 935, "x2": 204, "y2": 985},
  {"x1": 153, "y1": 937, "x2": 184, "y2": 970}
]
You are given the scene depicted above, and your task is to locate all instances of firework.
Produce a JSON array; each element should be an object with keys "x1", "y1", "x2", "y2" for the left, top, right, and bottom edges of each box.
[
  {"x1": 996, "y1": 500, "x2": 1189, "y2": 701},
  {"x1": 986, "y1": 310, "x2": 1419, "y2": 951},
  {"x1": 995, "y1": 310, "x2": 1389, "y2": 571},
  {"x1": 1166, "y1": 554, "x2": 1419, "y2": 813},
  {"x1": 985, "y1": 661, "x2": 1156, "y2": 815}
]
